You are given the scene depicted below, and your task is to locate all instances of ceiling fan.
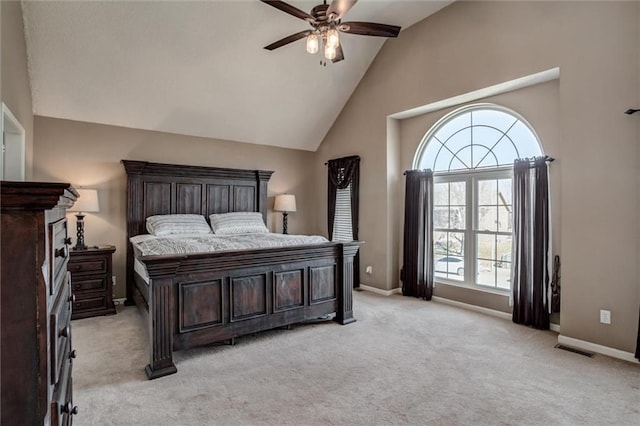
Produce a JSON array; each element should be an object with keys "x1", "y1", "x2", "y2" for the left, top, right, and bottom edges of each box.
[{"x1": 260, "y1": 0, "x2": 401, "y2": 64}]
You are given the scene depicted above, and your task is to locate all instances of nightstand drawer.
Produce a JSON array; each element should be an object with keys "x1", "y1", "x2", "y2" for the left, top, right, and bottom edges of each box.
[
  {"x1": 73, "y1": 295, "x2": 107, "y2": 312},
  {"x1": 69, "y1": 245, "x2": 116, "y2": 320},
  {"x1": 68, "y1": 258, "x2": 106, "y2": 274},
  {"x1": 72, "y1": 277, "x2": 106, "y2": 293}
]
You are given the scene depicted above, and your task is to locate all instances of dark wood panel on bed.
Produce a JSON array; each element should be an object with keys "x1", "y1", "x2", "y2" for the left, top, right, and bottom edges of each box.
[{"x1": 123, "y1": 160, "x2": 359, "y2": 379}]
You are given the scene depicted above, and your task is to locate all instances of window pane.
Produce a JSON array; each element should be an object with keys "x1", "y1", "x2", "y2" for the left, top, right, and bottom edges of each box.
[
  {"x1": 497, "y1": 205, "x2": 512, "y2": 233},
  {"x1": 478, "y1": 180, "x2": 497, "y2": 205},
  {"x1": 478, "y1": 206, "x2": 498, "y2": 232},
  {"x1": 449, "y1": 181, "x2": 465, "y2": 204},
  {"x1": 434, "y1": 207, "x2": 448, "y2": 229},
  {"x1": 476, "y1": 235, "x2": 496, "y2": 287},
  {"x1": 434, "y1": 183, "x2": 448, "y2": 205},
  {"x1": 496, "y1": 236, "x2": 512, "y2": 289},
  {"x1": 450, "y1": 207, "x2": 465, "y2": 230},
  {"x1": 476, "y1": 259, "x2": 495, "y2": 287},
  {"x1": 498, "y1": 179, "x2": 512, "y2": 204},
  {"x1": 477, "y1": 234, "x2": 495, "y2": 260},
  {"x1": 433, "y1": 231, "x2": 464, "y2": 282}
]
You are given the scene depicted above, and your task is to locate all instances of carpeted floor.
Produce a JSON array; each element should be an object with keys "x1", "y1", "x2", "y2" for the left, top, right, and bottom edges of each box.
[{"x1": 72, "y1": 291, "x2": 639, "y2": 425}]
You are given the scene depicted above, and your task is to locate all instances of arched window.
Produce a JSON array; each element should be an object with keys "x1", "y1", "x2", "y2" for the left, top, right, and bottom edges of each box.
[{"x1": 413, "y1": 104, "x2": 543, "y2": 290}]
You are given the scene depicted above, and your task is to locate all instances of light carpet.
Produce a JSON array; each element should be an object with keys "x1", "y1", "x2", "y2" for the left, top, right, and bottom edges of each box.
[{"x1": 72, "y1": 291, "x2": 640, "y2": 425}]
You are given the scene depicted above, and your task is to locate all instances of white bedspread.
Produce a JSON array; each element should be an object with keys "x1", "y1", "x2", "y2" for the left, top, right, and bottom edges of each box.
[{"x1": 130, "y1": 233, "x2": 329, "y2": 257}]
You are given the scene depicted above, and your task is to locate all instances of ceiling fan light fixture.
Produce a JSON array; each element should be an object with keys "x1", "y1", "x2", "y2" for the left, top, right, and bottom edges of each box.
[
  {"x1": 326, "y1": 28, "x2": 340, "y2": 48},
  {"x1": 306, "y1": 33, "x2": 319, "y2": 54},
  {"x1": 324, "y1": 43, "x2": 337, "y2": 60}
]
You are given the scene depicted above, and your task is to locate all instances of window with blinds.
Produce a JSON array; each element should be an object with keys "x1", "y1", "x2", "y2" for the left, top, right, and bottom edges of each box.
[{"x1": 332, "y1": 183, "x2": 353, "y2": 241}]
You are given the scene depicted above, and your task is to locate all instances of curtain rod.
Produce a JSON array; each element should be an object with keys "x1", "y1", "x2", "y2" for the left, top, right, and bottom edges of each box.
[{"x1": 324, "y1": 155, "x2": 361, "y2": 165}]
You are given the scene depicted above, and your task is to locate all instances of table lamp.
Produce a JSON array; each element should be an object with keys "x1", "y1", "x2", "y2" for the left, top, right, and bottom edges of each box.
[
  {"x1": 68, "y1": 188, "x2": 100, "y2": 250},
  {"x1": 274, "y1": 194, "x2": 296, "y2": 235}
]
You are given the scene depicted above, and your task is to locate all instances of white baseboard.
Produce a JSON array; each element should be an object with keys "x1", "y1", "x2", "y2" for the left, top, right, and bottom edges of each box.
[
  {"x1": 432, "y1": 296, "x2": 513, "y2": 320},
  {"x1": 358, "y1": 287, "x2": 563, "y2": 333},
  {"x1": 358, "y1": 284, "x2": 402, "y2": 296},
  {"x1": 557, "y1": 335, "x2": 639, "y2": 363}
]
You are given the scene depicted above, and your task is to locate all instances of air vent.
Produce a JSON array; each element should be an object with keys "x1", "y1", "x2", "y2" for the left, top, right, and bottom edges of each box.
[{"x1": 554, "y1": 344, "x2": 595, "y2": 358}]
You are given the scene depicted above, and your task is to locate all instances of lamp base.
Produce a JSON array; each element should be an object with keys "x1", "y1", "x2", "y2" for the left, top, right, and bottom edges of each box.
[
  {"x1": 282, "y1": 212, "x2": 288, "y2": 235},
  {"x1": 74, "y1": 213, "x2": 88, "y2": 250}
]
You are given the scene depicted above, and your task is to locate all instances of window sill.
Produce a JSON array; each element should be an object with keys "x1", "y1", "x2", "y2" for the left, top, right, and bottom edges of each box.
[{"x1": 434, "y1": 279, "x2": 511, "y2": 297}]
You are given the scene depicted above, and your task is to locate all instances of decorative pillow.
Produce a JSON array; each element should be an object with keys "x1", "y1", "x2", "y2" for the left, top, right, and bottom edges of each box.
[
  {"x1": 146, "y1": 214, "x2": 212, "y2": 236},
  {"x1": 209, "y1": 212, "x2": 269, "y2": 235}
]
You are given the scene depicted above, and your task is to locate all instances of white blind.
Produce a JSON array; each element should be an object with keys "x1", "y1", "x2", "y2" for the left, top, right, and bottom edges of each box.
[{"x1": 332, "y1": 183, "x2": 353, "y2": 241}]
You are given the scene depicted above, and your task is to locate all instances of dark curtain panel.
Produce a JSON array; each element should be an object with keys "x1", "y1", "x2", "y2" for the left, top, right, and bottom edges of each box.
[
  {"x1": 512, "y1": 157, "x2": 550, "y2": 330},
  {"x1": 401, "y1": 170, "x2": 434, "y2": 300},
  {"x1": 327, "y1": 155, "x2": 360, "y2": 287}
]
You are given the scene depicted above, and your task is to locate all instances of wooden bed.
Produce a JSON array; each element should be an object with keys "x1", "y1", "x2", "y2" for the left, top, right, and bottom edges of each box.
[{"x1": 122, "y1": 160, "x2": 359, "y2": 379}]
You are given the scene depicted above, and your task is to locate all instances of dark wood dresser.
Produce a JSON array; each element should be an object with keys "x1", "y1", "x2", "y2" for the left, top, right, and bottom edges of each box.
[
  {"x1": 1, "y1": 181, "x2": 79, "y2": 425},
  {"x1": 69, "y1": 246, "x2": 117, "y2": 319}
]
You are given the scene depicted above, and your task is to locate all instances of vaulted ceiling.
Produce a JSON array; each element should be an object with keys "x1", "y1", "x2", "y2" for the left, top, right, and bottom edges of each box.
[{"x1": 22, "y1": 0, "x2": 450, "y2": 151}]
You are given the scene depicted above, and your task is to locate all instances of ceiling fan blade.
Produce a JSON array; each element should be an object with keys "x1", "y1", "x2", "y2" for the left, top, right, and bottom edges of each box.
[
  {"x1": 339, "y1": 21, "x2": 401, "y2": 38},
  {"x1": 260, "y1": 1, "x2": 315, "y2": 23},
  {"x1": 264, "y1": 30, "x2": 311, "y2": 51},
  {"x1": 327, "y1": 0, "x2": 357, "y2": 21},
  {"x1": 332, "y1": 44, "x2": 344, "y2": 63}
]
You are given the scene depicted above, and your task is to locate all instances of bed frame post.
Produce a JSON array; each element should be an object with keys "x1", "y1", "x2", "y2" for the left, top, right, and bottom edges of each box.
[
  {"x1": 144, "y1": 273, "x2": 179, "y2": 379},
  {"x1": 335, "y1": 242, "x2": 359, "y2": 325}
]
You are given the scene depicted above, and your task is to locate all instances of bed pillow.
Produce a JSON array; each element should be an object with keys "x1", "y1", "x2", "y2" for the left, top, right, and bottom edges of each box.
[
  {"x1": 146, "y1": 214, "x2": 212, "y2": 236},
  {"x1": 209, "y1": 212, "x2": 269, "y2": 235}
]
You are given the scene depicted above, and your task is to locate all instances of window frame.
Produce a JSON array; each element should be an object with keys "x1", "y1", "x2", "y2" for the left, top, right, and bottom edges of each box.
[{"x1": 415, "y1": 103, "x2": 542, "y2": 294}]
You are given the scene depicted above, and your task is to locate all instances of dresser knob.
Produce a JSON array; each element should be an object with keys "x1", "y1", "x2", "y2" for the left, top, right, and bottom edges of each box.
[
  {"x1": 69, "y1": 294, "x2": 76, "y2": 303},
  {"x1": 59, "y1": 326, "x2": 70, "y2": 338},
  {"x1": 62, "y1": 402, "x2": 79, "y2": 415},
  {"x1": 55, "y1": 248, "x2": 66, "y2": 258},
  {"x1": 64, "y1": 237, "x2": 73, "y2": 245},
  {"x1": 70, "y1": 349, "x2": 77, "y2": 359}
]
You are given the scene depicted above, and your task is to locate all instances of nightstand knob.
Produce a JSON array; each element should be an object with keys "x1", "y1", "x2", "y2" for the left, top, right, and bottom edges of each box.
[
  {"x1": 62, "y1": 402, "x2": 78, "y2": 415},
  {"x1": 69, "y1": 349, "x2": 77, "y2": 359},
  {"x1": 55, "y1": 248, "x2": 66, "y2": 258},
  {"x1": 64, "y1": 237, "x2": 73, "y2": 245},
  {"x1": 69, "y1": 294, "x2": 76, "y2": 303},
  {"x1": 59, "y1": 326, "x2": 70, "y2": 338}
]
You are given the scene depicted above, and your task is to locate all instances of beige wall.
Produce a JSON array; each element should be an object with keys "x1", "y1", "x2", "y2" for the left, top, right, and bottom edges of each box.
[
  {"x1": 1, "y1": 0, "x2": 33, "y2": 179},
  {"x1": 314, "y1": 1, "x2": 640, "y2": 353},
  {"x1": 32, "y1": 116, "x2": 317, "y2": 299}
]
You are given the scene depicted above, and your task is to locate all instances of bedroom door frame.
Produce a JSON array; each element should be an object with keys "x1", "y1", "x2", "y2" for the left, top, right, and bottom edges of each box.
[{"x1": 1, "y1": 102, "x2": 26, "y2": 181}]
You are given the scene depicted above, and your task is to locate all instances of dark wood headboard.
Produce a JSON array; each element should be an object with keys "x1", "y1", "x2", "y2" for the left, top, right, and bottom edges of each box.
[{"x1": 121, "y1": 160, "x2": 274, "y2": 302}]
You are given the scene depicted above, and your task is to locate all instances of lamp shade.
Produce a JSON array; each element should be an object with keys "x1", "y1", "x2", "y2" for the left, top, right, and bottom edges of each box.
[
  {"x1": 69, "y1": 189, "x2": 100, "y2": 213},
  {"x1": 274, "y1": 194, "x2": 296, "y2": 212}
]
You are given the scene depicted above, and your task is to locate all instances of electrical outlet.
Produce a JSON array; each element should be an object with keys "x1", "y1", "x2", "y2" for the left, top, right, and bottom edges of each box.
[
  {"x1": 365, "y1": 265, "x2": 373, "y2": 275},
  {"x1": 599, "y1": 309, "x2": 611, "y2": 324},
  {"x1": 112, "y1": 275, "x2": 116, "y2": 287}
]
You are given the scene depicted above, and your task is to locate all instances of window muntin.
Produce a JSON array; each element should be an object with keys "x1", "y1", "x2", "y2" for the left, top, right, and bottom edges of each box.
[
  {"x1": 414, "y1": 104, "x2": 542, "y2": 291},
  {"x1": 414, "y1": 105, "x2": 542, "y2": 173}
]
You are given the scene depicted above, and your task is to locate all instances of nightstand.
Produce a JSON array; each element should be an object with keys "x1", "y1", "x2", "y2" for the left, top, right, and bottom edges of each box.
[{"x1": 68, "y1": 245, "x2": 117, "y2": 320}]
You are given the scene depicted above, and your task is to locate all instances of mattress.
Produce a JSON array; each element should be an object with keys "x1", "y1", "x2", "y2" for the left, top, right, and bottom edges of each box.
[
  {"x1": 134, "y1": 257, "x2": 151, "y2": 284},
  {"x1": 131, "y1": 232, "x2": 329, "y2": 257}
]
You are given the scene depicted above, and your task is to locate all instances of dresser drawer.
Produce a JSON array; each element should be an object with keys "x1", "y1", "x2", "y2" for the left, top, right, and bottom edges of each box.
[
  {"x1": 50, "y1": 277, "x2": 72, "y2": 386},
  {"x1": 50, "y1": 354, "x2": 76, "y2": 426},
  {"x1": 50, "y1": 218, "x2": 71, "y2": 296},
  {"x1": 68, "y1": 258, "x2": 106, "y2": 275},
  {"x1": 73, "y1": 295, "x2": 107, "y2": 313},
  {"x1": 72, "y1": 277, "x2": 106, "y2": 293}
]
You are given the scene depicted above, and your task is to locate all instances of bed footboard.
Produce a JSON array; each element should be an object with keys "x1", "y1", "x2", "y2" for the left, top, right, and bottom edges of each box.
[{"x1": 139, "y1": 242, "x2": 359, "y2": 379}]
